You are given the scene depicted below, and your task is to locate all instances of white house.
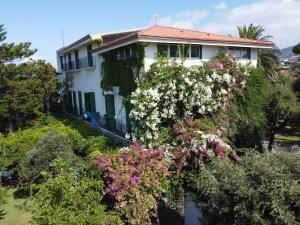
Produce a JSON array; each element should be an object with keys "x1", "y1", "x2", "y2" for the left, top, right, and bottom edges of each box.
[{"x1": 56, "y1": 25, "x2": 274, "y2": 136}]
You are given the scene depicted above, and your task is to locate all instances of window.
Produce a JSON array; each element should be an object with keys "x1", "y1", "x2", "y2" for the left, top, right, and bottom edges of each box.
[
  {"x1": 87, "y1": 44, "x2": 93, "y2": 66},
  {"x1": 191, "y1": 45, "x2": 202, "y2": 58},
  {"x1": 74, "y1": 50, "x2": 79, "y2": 69},
  {"x1": 157, "y1": 44, "x2": 168, "y2": 56},
  {"x1": 125, "y1": 48, "x2": 131, "y2": 59},
  {"x1": 183, "y1": 45, "x2": 190, "y2": 58},
  {"x1": 228, "y1": 47, "x2": 251, "y2": 59},
  {"x1": 119, "y1": 50, "x2": 124, "y2": 60},
  {"x1": 131, "y1": 47, "x2": 136, "y2": 58},
  {"x1": 59, "y1": 56, "x2": 64, "y2": 70},
  {"x1": 67, "y1": 53, "x2": 72, "y2": 70},
  {"x1": 242, "y1": 48, "x2": 251, "y2": 59},
  {"x1": 169, "y1": 44, "x2": 178, "y2": 57}
]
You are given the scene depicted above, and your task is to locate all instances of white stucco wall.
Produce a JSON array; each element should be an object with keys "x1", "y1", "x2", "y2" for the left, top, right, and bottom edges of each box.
[
  {"x1": 57, "y1": 41, "x2": 259, "y2": 132},
  {"x1": 144, "y1": 43, "x2": 258, "y2": 71}
]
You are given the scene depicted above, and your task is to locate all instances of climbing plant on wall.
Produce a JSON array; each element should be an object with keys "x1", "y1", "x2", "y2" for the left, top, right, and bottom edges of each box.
[{"x1": 101, "y1": 43, "x2": 144, "y2": 97}]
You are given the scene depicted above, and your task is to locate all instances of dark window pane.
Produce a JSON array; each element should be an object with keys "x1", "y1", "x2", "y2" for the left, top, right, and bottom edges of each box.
[
  {"x1": 234, "y1": 48, "x2": 241, "y2": 58},
  {"x1": 241, "y1": 48, "x2": 251, "y2": 59},
  {"x1": 183, "y1": 45, "x2": 190, "y2": 57},
  {"x1": 125, "y1": 48, "x2": 130, "y2": 59},
  {"x1": 169, "y1": 44, "x2": 178, "y2": 57},
  {"x1": 191, "y1": 45, "x2": 200, "y2": 58},
  {"x1": 157, "y1": 44, "x2": 168, "y2": 56},
  {"x1": 228, "y1": 47, "x2": 234, "y2": 56},
  {"x1": 119, "y1": 50, "x2": 124, "y2": 60},
  {"x1": 131, "y1": 47, "x2": 136, "y2": 58}
]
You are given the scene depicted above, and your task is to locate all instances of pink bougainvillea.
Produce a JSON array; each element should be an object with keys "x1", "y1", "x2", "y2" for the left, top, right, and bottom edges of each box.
[{"x1": 92, "y1": 144, "x2": 169, "y2": 225}]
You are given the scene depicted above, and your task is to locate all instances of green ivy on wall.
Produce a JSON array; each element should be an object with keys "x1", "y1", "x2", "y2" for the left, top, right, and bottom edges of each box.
[{"x1": 101, "y1": 43, "x2": 145, "y2": 97}]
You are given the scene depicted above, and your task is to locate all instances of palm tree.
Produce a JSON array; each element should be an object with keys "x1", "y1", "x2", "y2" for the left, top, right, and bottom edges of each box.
[
  {"x1": 238, "y1": 23, "x2": 273, "y2": 41},
  {"x1": 237, "y1": 24, "x2": 280, "y2": 80}
]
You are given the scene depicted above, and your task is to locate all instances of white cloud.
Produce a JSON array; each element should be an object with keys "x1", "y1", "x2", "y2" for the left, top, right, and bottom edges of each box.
[
  {"x1": 200, "y1": 0, "x2": 300, "y2": 47},
  {"x1": 155, "y1": 10, "x2": 208, "y2": 29},
  {"x1": 214, "y1": 2, "x2": 228, "y2": 10},
  {"x1": 152, "y1": 0, "x2": 300, "y2": 47}
]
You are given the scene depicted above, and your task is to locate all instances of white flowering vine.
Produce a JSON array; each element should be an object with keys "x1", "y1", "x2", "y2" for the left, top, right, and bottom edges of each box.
[{"x1": 129, "y1": 55, "x2": 250, "y2": 143}]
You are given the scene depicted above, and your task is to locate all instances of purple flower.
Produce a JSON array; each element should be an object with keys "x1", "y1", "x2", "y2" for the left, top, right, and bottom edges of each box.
[
  {"x1": 130, "y1": 175, "x2": 140, "y2": 185},
  {"x1": 212, "y1": 62, "x2": 224, "y2": 70}
]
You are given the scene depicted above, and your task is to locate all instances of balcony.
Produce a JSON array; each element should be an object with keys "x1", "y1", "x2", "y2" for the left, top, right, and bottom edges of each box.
[
  {"x1": 78, "y1": 56, "x2": 96, "y2": 69},
  {"x1": 62, "y1": 56, "x2": 96, "y2": 72}
]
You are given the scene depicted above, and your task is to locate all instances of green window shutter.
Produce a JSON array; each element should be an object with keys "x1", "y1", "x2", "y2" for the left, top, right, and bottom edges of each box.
[
  {"x1": 72, "y1": 91, "x2": 78, "y2": 114},
  {"x1": 67, "y1": 91, "x2": 73, "y2": 112},
  {"x1": 78, "y1": 91, "x2": 83, "y2": 115},
  {"x1": 105, "y1": 94, "x2": 115, "y2": 131},
  {"x1": 84, "y1": 92, "x2": 96, "y2": 112}
]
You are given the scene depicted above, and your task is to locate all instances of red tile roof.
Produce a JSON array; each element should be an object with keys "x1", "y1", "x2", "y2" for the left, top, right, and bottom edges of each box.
[{"x1": 93, "y1": 25, "x2": 274, "y2": 53}]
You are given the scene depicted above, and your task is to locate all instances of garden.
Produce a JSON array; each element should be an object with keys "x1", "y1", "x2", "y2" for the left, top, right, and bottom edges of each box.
[{"x1": 1, "y1": 22, "x2": 300, "y2": 225}]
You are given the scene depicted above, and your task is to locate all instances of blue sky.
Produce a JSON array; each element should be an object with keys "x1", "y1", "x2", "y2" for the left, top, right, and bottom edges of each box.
[{"x1": 1, "y1": 0, "x2": 300, "y2": 66}]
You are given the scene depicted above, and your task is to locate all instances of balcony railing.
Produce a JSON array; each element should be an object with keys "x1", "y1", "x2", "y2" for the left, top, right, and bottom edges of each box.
[
  {"x1": 97, "y1": 114, "x2": 128, "y2": 136},
  {"x1": 62, "y1": 56, "x2": 96, "y2": 71},
  {"x1": 78, "y1": 56, "x2": 96, "y2": 69}
]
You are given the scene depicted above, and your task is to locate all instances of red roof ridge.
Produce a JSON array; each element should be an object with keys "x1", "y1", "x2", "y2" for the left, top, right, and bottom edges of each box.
[{"x1": 138, "y1": 25, "x2": 273, "y2": 45}]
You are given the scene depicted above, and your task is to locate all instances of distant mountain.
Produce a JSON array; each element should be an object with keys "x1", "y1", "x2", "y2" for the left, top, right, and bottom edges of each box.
[{"x1": 280, "y1": 46, "x2": 295, "y2": 58}]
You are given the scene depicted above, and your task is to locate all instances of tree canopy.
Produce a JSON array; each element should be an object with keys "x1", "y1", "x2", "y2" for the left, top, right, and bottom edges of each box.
[
  {"x1": 0, "y1": 24, "x2": 58, "y2": 132},
  {"x1": 293, "y1": 43, "x2": 300, "y2": 55},
  {"x1": 237, "y1": 23, "x2": 279, "y2": 80}
]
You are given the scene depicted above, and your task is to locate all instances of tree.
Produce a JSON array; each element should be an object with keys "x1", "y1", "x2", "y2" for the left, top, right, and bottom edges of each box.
[
  {"x1": 293, "y1": 43, "x2": 300, "y2": 55},
  {"x1": 237, "y1": 23, "x2": 273, "y2": 41},
  {"x1": 265, "y1": 79, "x2": 298, "y2": 150},
  {"x1": 237, "y1": 24, "x2": 280, "y2": 80},
  {"x1": 0, "y1": 24, "x2": 58, "y2": 132}
]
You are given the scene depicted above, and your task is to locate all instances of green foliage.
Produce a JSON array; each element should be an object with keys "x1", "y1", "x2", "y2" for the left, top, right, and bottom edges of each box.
[
  {"x1": 101, "y1": 43, "x2": 144, "y2": 97},
  {"x1": 0, "y1": 24, "x2": 58, "y2": 132},
  {"x1": 20, "y1": 131, "x2": 79, "y2": 179},
  {"x1": 237, "y1": 23, "x2": 272, "y2": 41},
  {"x1": 31, "y1": 162, "x2": 123, "y2": 225},
  {"x1": 0, "y1": 24, "x2": 36, "y2": 64},
  {"x1": 0, "y1": 186, "x2": 6, "y2": 206},
  {"x1": 265, "y1": 78, "x2": 299, "y2": 149},
  {"x1": 93, "y1": 144, "x2": 169, "y2": 225},
  {"x1": 229, "y1": 68, "x2": 270, "y2": 148},
  {"x1": 185, "y1": 151, "x2": 300, "y2": 225},
  {"x1": 237, "y1": 23, "x2": 280, "y2": 80},
  {"x1": 0, "y1": 115, "x2": 115, "y2": 172},
  {"x1": 293, "y1": 43, "x2": 300, "y2": 55}
]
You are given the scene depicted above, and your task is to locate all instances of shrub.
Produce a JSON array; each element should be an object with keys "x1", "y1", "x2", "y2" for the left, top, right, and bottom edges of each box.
[
  {"x1": 31, "y1": 161, "x2": 123, "y2": 225},
  {"x1": 92, "y1": 144, "x2": 169, "y2": 225},
  {"x1": 265, "y1": 78, "x2": 299, "y2": 149},
  {"x1": 0, "y1": 186, "x2": 6, "y2": 205},
  {"x1": 227, "y1": 68, "x2": 270, "y2": 149},
  {"x1": 0, "y1": 115, "x2": 114, "y2": 172},
  {"x1": 20, "y1": 131, "x2": 79, "y2": 179},
  {"x1": 185, "y1": 151, "x2": 300, "y2": 225}
]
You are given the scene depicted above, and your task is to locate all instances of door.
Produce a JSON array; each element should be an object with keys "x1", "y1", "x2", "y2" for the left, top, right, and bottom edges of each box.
[
  {"x1": 72, "y1": 91, "x2": 77, "y2": 114},
  {"x1": 78, "y1": 91, "x2": 83, "y2": 115},
  {"x1": 84, "y1": 92, "x2": 96, "y2": 112},
  {"x1": 105, "y1": 94, "x2": 115, "y2": 131}
]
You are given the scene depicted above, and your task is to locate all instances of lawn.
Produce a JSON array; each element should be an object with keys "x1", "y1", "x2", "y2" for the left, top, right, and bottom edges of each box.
[
  {"x1": 0, "y1": 189, "x2": 32, "y2": 225},
  {"x1": 275, "y1": 127, "x2": 300, "y2": 146}
]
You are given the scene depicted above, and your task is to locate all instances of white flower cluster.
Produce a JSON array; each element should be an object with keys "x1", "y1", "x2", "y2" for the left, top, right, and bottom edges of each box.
[{"x1": 129, "y1": 58, "x2": 249, "y2": 143}]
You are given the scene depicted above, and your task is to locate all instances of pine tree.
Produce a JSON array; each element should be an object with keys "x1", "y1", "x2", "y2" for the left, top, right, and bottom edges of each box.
[{"x1": 0, "y1": 24, "x2": 58, "y2": 132}]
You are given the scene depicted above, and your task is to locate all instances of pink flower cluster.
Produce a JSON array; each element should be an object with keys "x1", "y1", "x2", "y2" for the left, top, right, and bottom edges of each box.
[{"x1": 92, "y1": 143, "x2": 169, "y2": 223}]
